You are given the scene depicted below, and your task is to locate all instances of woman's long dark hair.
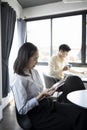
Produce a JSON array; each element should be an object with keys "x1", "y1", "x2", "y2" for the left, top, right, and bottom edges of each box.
[{"x1": 13, "y1": 42, "x2": 38, "y2": 76}]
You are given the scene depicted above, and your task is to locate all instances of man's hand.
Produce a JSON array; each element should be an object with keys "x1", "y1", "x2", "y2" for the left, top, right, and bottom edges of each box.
[{"x1": 63, "y1": 66, "x2": 69, "y2": 71}]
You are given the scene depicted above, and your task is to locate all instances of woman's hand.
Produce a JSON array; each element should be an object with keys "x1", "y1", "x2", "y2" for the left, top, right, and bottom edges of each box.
[
  {"x1": 41, "y1": 88, "x2": 56, "y2": 97},
  {"x1": 36, "y1": 88, "x2": 56, "y2": 101}
]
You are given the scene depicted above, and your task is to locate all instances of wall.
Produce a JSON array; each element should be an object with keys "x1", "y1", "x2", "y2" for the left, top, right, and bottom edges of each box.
[
  {"x1": 22, "y1": 1, "x2": 87, "y2": 19},
  {"x1": 0, "y1": 0, "x2": 22, "y2": 120}
]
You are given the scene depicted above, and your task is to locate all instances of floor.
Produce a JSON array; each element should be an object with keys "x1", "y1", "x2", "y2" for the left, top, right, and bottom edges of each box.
[{"x1": 0, "y1": 101, "x2": 22, "y2": 130}]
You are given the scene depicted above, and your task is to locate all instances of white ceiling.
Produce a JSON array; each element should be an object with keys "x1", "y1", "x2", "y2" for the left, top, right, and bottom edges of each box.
[{"x1": 17, "y1": 0, "x2": 62, "y2": 8}]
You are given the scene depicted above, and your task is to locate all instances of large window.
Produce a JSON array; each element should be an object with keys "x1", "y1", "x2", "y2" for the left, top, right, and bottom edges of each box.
[{"x1": 26, "y1": 11, "x2": 87, "y2": 66}]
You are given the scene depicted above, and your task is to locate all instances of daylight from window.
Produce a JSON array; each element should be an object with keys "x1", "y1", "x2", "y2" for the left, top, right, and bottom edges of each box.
[
  {"x1": 52, "y1": 15, "x2": 82, "y2": 63},
  {"x1": 27, "y1": 15, "x2": 82, "y2": 63},
  {"x1": 9, "y1": 22, "x2": 19, "y2": 86},
  {"x1": 27, "y1": 19, "x2": 51, "y2": 63}
]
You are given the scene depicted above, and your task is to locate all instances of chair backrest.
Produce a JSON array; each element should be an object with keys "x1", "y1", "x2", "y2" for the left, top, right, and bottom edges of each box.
[
  {"x1": 43, "y1": 73, "x2": 58, "y2": 88},
  {"x1": 15, "y1": 106, "x2": 33, "y2": 130},
  {"x1": 62, "y1": 75, "x2": 85, "y2": 93},
  {"x1": 57, "y1": 75, "x2": 86, "y2": 103}
]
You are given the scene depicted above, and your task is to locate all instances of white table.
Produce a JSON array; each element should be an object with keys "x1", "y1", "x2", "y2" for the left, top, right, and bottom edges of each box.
[{"x1": 67, "y1": 90, "x2": 87, "y2": 109}]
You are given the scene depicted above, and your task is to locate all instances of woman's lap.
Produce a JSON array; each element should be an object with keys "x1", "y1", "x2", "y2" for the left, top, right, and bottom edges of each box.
[{"x1": 28, "y1": 98, "x2": 87, "y2": 130}]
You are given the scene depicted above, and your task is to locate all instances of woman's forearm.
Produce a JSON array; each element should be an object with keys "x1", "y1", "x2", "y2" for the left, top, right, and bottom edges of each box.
[{"x1": 36, "y1": 92, "x2": 44, "y2": 101}]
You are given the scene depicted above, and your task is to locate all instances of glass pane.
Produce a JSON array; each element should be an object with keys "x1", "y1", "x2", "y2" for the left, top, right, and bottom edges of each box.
[
  {"x1": 52, "y1": 15, "x2": 82, "y2": 63},
  {"x1": 27, "y1": 19, "x2": 51, "y2": 62}
]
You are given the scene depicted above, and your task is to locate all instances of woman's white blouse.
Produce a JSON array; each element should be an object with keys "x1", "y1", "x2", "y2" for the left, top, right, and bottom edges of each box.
[{"x1": 11, "y1": 69, "x2": 44, "y2": 115}]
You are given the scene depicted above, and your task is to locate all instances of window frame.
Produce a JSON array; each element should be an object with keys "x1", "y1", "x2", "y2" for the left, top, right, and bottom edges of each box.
[{"x1": 25, "y1": 10, "x2": 87, "y2": 67}]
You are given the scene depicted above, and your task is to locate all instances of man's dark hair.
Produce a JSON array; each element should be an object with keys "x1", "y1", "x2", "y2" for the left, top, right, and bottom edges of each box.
[{"x1": 59, "y1": 44, "x2": 71, "y2": 52}]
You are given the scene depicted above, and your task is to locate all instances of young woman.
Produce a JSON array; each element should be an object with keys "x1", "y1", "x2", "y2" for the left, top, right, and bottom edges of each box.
[{"x1": 11, "y1": 42, "x2": 87, "y2": 130}]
